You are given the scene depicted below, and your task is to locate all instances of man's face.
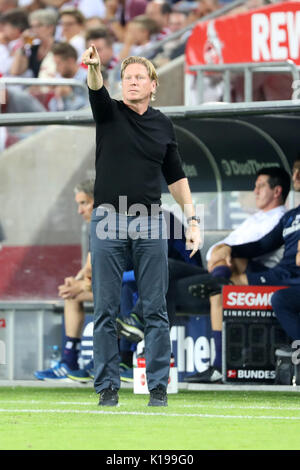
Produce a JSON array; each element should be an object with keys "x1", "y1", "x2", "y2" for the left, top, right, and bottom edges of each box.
[
  {"x1": 254, "y1": 174, "x2": 281, "y2": 211},
  {"x1": 53, "y1": 55, "x2": 76, "y2": 78},
  {"x1": 126, "y1": 22, "x2": 150, "y2": 45},
  {"x1": 87, "y1": 38, "x2": 113, "y2": 66},
  {"x1": 75, "y1": 191, "x2": 94, "y2": 222},
  {"x1": 122, "y1": 63, "x2": 156, "y2": 104},
  {"x1": 60, "y1": 14, "x2": 81, "y2": 40},
  {"x1": 292, "y1": 160, "x2": 300, "y2": 192},
  {"x1": 168, "y1": 12, "x2": 186, "y2": 33},
  {"x1": 2, "y1": 22, "x2": 21, "y2": 41}
]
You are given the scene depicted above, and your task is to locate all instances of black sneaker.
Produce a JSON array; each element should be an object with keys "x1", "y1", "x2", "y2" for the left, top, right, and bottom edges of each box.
[
  {"x1": 98, "y1": 388, "x2": 119, "y2": 407},
  {"x1": 184, "y1": 366, "x2": 223, "y2": 383},
  {"x1": 116, "y1": 313, "x2": 144, "y2": 343},
  {"x1": 189, "y1": 277, "x2": 233, "y2": 299},
  {"x1": 148, "y1": 385, "x2": 168, "y2": 407}
]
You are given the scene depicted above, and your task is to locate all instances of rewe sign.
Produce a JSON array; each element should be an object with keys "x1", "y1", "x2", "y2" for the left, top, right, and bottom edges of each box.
[
  {"x1": 252, "y1": 11, "x2": 300, "y2": 61},
  {"x1": 185, "y1": 1, "x2": 300, "y2": 71}
]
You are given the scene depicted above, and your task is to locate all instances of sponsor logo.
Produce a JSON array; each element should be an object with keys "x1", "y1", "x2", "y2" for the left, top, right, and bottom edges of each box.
[
  {"x1": 225, "y1": 291, "x2": 273, "y2": 308},
  {"x1": 251, "y1": 11, "x2": 300, "y2": 62},
  {"x1": 221, "y1": 159, "x2": 279, "y2": 177},
  {"x1": 283, "y1": 215, "x2": 300, "y2": 237},
  {"x1": 223, "y1": 309, "x2": 275, "y2": 318},
  {"x1": 170, "y1": 326, "x2": 211, "y2": 373},
  {"x1": 227, "y1": 369, "x2": 237, "y2": 378},
  {"x1": 223, "y1": 286, "x2": 288, "y2": 310},
  {"x1": 237, "y1": 369, "x2": 276, "y2": 380},
  {"x1": 227, "y1": 369, "x2": 275, "y2": 380}
]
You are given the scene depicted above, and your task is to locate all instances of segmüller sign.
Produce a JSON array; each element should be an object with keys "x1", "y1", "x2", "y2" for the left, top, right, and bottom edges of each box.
[
  {"x1": 222, "y1": 286, "x2": 289, "y2": 383},
  {"x1": 223, "y1": 285, "x2": 287, "y2": 318},
  {"x1": 185, "y1": 1, "x2": 300, "y2": 72}
]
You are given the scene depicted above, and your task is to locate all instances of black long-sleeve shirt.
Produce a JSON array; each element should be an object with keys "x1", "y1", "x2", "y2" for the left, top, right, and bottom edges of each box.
[
  {"x1": 231, "y1": 205, "x2": 300, "y2": 276},
  {"x1": 89, "y1": 86, "x2": 186, "y2": 211}
]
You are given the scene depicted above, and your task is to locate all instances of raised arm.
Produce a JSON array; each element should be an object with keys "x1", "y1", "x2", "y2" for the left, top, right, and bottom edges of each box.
[{"x1": 82, "y1": 45, "x2": 103, "y2": 91}]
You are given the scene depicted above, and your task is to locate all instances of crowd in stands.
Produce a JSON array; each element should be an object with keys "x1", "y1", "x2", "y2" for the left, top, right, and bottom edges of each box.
[
  {"x1": 0, "y1": 0, "x2": 295, "y2": 122},
  {"x1": 0, "y1": 0, "x2": 223, "y2": 114}
]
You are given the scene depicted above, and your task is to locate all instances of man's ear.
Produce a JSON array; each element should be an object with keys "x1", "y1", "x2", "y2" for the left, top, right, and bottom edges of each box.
[{"x1": 275, "y1": 185, "x2": 283, "y2": 200}]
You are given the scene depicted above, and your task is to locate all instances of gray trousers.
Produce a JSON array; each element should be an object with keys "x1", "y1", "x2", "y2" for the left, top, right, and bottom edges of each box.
[{"x1": 90, "y1": 209, "x2": 170, "y2": 394}]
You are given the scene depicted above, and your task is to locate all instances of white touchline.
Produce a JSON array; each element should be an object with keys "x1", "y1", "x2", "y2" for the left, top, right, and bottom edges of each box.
[
  {"x1": 0, "y1": 409, "x2": 300, "y2": 420},
  {"x1": 2, "y1": 400, "x2": 300, "y2": 412}
]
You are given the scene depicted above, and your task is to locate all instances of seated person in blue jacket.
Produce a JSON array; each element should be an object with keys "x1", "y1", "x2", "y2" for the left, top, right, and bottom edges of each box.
[
  {"x1": 197, "y1": 157, "x2": 300, "y2": 380},
  {"x1": 186, "y1": 165, "x2": 291, "y2": 383},
  {"x1": 271, "y1": 239, "x2": 300, "y2": 355}
]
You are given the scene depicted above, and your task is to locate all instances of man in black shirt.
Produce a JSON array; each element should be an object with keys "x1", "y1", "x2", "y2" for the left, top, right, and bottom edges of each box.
[{"x1": 82, "y1": 45, "x2": 201, "y2": 407}]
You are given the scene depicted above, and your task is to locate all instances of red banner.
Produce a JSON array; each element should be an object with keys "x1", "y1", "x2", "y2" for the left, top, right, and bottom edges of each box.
[
  {"x1": 222, "y1": 285, "x2": 288, "y2": 310},
  {"x1": 185, "y1": 1, "x2": 300, "y2": 73}
]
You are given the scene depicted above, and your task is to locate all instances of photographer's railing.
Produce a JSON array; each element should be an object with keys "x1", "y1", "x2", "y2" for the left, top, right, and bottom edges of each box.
[
  {"x1": 189, "y1": 61, "x2": 300, "y2": 104},
  {"x1": 0, "y1": 77, "x2": 86, "y2": 90}
]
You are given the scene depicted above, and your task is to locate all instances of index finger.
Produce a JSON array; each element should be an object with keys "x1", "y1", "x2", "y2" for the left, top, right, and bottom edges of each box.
[
  {"x1": 189, "y1": 248, "x2": 197, "y2": 258},
  {"x1": 90, "y1": 44, "x2": 98, "y2": 54}
]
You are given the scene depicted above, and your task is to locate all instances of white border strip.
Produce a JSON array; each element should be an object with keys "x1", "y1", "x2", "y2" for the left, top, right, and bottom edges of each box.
[
  {"x1": 2, "y1": 400, "x2": 300, "y2": 412},
  {"x1": 0, "y1": 408, "x2": 300, "y2": 420}
]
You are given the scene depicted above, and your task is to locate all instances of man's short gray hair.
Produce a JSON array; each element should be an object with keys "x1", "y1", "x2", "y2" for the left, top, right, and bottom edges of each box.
[
  {"x1": 29, "y1": 9, "x2": 58, "y2": 26},
  {"x1": 74, "y1": 179, "x2": 95, "y2": 199}
]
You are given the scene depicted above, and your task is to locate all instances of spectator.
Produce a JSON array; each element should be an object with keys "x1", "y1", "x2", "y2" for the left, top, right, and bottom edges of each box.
[
  {"x1": 34, "y1": 179, "x2": 95, "y2": 382},
  {"x1": 0, "y1": 85, "x2": 46, "y2": 149},
  {"x1": 0, "y1": 8, "x2": 29, "y2": 76},
  {"x1": 145, "y1": 0, "x2": 172, "y2": 40},
  {"x1": 118, "y1": 15, "x2": 160, "y2": 60},
  {"x1": 85, "y1": 16, "x2": 105, "y2": 30},
  {"x1": 22, "y1": 0, "x2": 106, "y2": 18},
  {"x1": 1, "y1": 86, "x2": 46, "y2": 112},
  {"x1": 123, "y1": 0, "x2": 147, "y2": 23},
  {"x1": 102, "y1": 0, "x2": 125, "y2": 43},
  {"x1": 168, "y1": 10, "x2": 187, "y2": 34},
  {"x1": 48, "y1": 41, "x2": 88, "y2": 111},
  {"x1": 186, "y1": 166, "x2": 291, "y2": 383},
  {"x1": 153, "y1": 10, "x2": 189, "y2": 66},
  {"x1": 10, "y1": 8, "x2": 57, "y2": 78},
  {"x1": 102, "y1": 0, "x2": 147, "y2": 42},
  {"x1": 0, "y1": 0, "x2": 18, "y2": 14},
  {"x1": 187, "y1": 0, "x2": 220, "y2": 23},
  {"x1": 58, "y1": 8, "x2": 86, "y2": 60},
  {"x1": 59, "y1": 0, "x2": 106, "y2": 19}
]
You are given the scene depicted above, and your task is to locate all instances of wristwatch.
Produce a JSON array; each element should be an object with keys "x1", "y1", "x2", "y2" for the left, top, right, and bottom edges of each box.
[{"x1": 187, "y1": 216, "x2": 200, "y2": 224}]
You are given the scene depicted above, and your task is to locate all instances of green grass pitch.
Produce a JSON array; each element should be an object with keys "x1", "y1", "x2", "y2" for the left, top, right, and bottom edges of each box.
[{"x1": 0, "y1": 387, "x2": 300, "y2": 450}]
